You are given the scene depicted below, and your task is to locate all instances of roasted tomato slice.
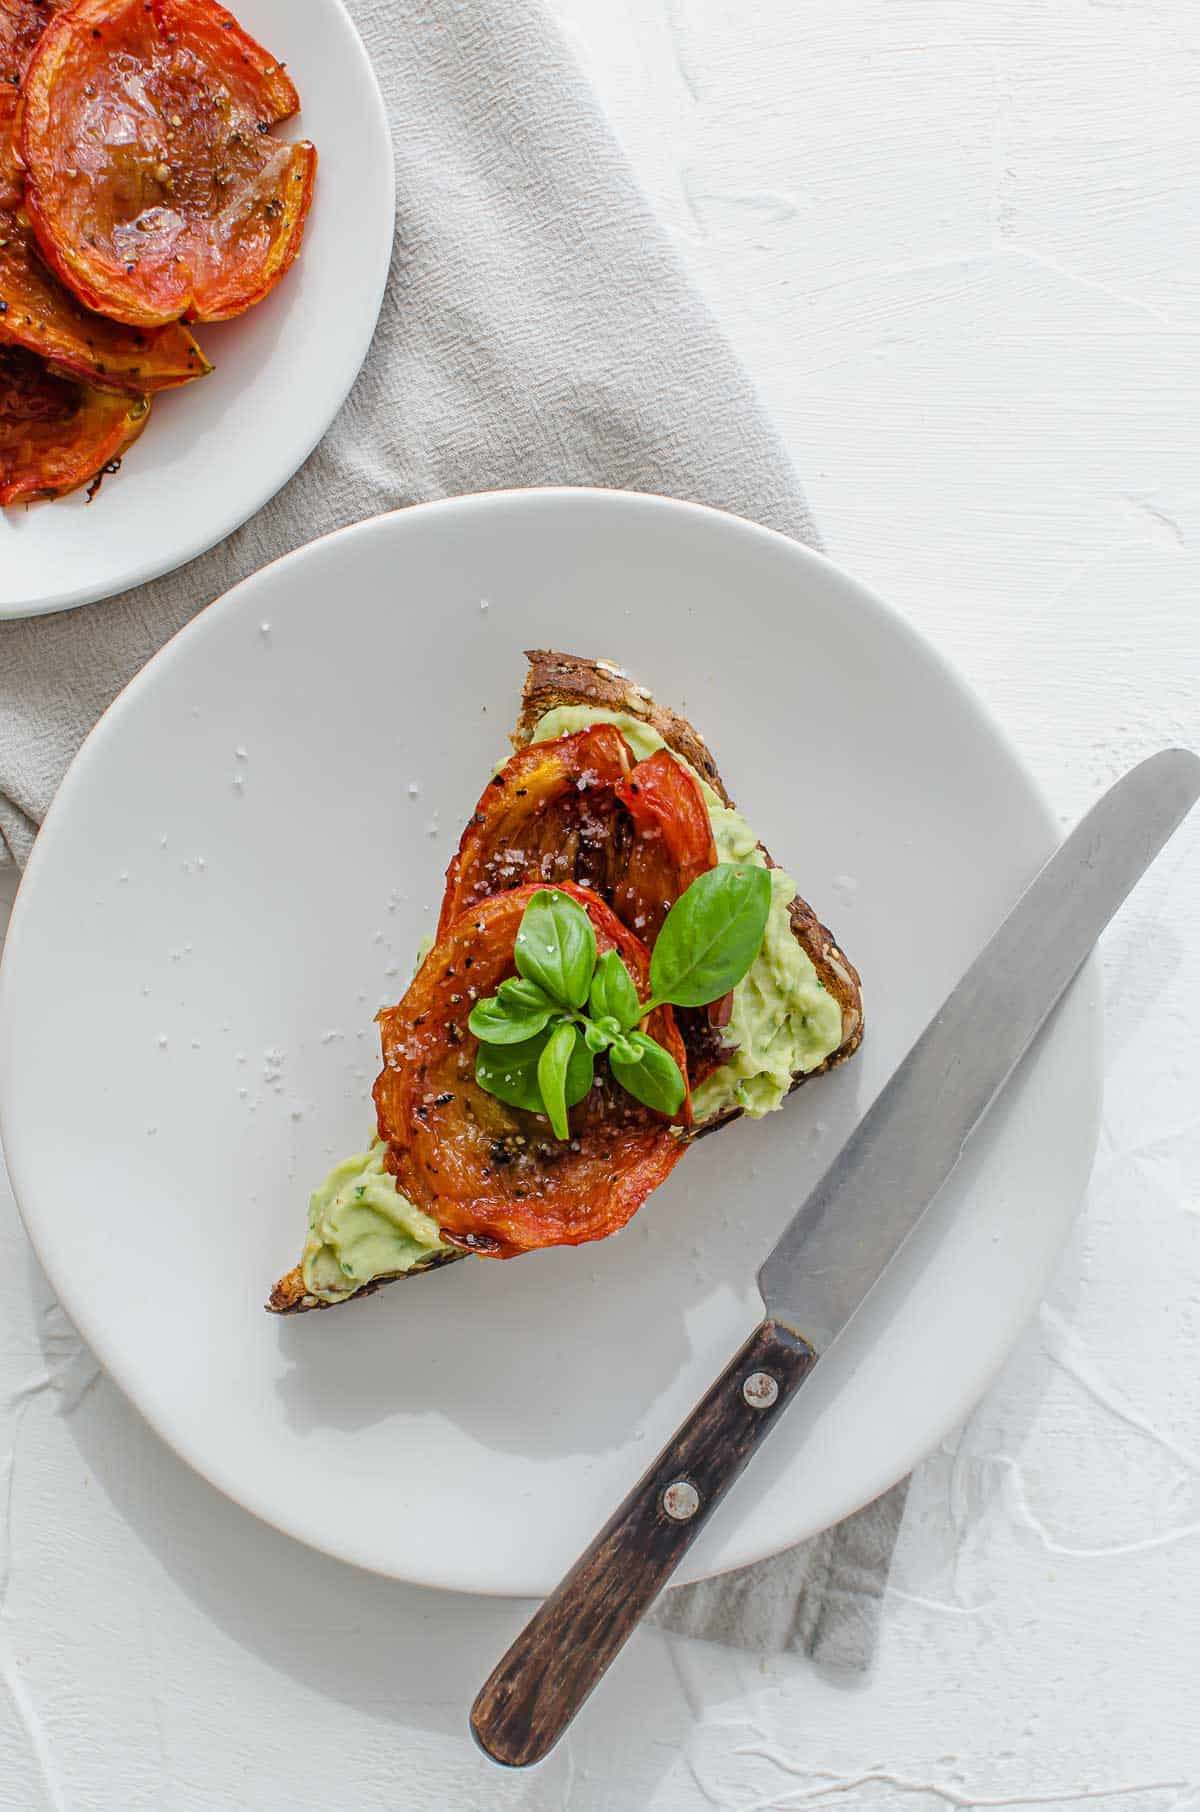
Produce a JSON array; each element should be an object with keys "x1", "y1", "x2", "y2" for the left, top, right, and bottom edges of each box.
[
  {"x1": 0, "y1": 208, "x2": 210, "y2": 391},
  {"x1": 439, "y1": 729, "x2": 719, "y2": 942},
  {"x1": 374, "y1": 882, "x2": 690, "y2": 1257},
  {"x1": 0, "y1": 343, "x2": 148, "y2": 503},
  {"x1": 437, "y1": 726, "x2": 635, "y2": 939},
  {"x1": 614, "y1": 747, "x2": 731, "y2": 1052},
  {"x1": 20, "y1": 0, "x2": 316, "y2": 327},
  {"x1": 0, "y1": 0, "x2": 69, "y2": 208},
  {"x1": 613, "y1": 748, "x2": 718, "y2": 943}
]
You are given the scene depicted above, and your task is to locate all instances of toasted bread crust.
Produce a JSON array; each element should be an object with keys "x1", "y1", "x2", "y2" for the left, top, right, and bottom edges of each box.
[
  {"x1": 266, "y1": 1249, "x2": 463, "y2": 1315},
  {"x1": 268, "y1": 651, "x2": 863, "y2": 1314},
  {"x1": 514, "y1": 650, "x2": 734, "y2": 807}
]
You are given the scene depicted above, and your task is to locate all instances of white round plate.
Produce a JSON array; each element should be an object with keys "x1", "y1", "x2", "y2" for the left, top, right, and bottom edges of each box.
[
  {"x1": 0, "y1": 0, "x2": 392, "y2": 620},
  {"x1": 0, "y1": 490, "x2": 1101, "y2": 1595}
]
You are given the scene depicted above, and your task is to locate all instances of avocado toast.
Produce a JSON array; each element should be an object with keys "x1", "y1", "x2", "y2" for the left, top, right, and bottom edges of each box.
[{"x1": 268, "y1": 651, "x2": 863, "y2": 1313}]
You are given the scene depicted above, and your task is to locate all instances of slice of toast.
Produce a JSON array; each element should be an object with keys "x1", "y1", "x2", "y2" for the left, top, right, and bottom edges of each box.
[{"x1": 267, "y1": 652, "x2": 862, "y2": 1313}]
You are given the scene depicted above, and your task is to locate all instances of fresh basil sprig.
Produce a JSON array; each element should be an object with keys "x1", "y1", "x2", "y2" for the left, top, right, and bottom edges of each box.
[{"x1": 467, "y1": 867, "x2": 770, "y2": 1138}]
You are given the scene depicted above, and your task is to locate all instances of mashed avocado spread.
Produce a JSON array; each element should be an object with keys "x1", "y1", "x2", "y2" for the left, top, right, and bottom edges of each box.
[
  {"x1": 304, "y1": 703, "x2": 844, "y2": 1301},
  {"x1": 302, "y1": 1139, "x2": 453, "y2": 1302}
]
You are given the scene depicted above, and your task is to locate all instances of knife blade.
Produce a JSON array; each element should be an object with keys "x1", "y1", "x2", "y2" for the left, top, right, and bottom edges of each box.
[
  {"x1": 760, "y1": 745, "x2": 1200, "y2": 1348},
  {"x1": 472, "y1": 749, "x2": 1200, "y2": 1769}
]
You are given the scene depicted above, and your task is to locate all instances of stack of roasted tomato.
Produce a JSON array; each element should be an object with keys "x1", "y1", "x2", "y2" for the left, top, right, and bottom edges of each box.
[
  {"x1": 374, "y1": 725, "x2": 731, "y2": 1259},
  {"x1": 1, "y1": 0, "x2": 315, "y2": 505}
]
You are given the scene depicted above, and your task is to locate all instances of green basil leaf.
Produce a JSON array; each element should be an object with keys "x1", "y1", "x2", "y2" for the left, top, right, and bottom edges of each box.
[
  {"x1": 475, "y1": 1023, "x2": 593, "y2": 1121},
  {"x1": 497, "y1": 976, "x2": 557, "y2": 1015},
  {"x1": 537, "y1": 1020, "x2": 578, "y2": 1140},
  {"x1": 563, "y1": 1029, "x2": 595, "y2": 1109},
  {"x1": 588, "y1": 949, "x2": 642, "y2": 1030},
  {"x1": 513, "y1": 889, "x2": 597, "y2": 1009},
  {"x1": 582, "y1": 1020, "x2": 610, "y2": 1055},
  {"x1": 467, "y1": 994, "x2": 557, "y2": 1044},
  {"x1": 475, "y1": 1033, "x2": 549, "y2": 1115},
  {"x1": 609, "y1": 1031, "x2": 686, "y2": 1117},
  {"x1": 648, "y1": 863, "x2": 772, "y2": 1008}
]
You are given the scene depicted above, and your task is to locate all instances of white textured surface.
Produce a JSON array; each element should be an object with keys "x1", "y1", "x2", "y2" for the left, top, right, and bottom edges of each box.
[{"x1": 2, "y1": 0, "x2": 1199, "y2": 1805}]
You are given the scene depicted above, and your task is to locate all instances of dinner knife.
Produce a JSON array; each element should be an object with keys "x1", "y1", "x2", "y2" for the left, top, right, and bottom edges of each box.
[{"x1": 471, "y1": 748, "x2": 1200, "y2": 1768}]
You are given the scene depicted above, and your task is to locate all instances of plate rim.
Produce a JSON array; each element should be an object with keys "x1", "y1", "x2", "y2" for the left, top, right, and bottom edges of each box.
[
  {"x1": 0, "y1": 0, "x2": 395, "y2": 622},
  {"x1": 0, "y1": 487, "x2": 1103, "y2": 1593}
]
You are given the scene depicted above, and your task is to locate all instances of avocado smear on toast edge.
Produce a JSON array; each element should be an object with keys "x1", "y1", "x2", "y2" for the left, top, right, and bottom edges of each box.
[{"x1": 300, "y1": 706, "x2": 844, "y2": 1305}]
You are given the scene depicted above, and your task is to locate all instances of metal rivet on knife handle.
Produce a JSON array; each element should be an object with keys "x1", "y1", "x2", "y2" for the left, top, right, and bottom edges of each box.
[
  {"x1": 743, "y1": 1371, "x2": 779, "y2": 1409},
  {"x1": 661, "y1": 1479, "x2": 700, "y2": 1522}
]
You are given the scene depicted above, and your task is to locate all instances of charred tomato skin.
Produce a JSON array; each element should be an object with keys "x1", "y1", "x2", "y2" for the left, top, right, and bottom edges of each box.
[
  {"x1": 438, "y1": 725, "x2": 634, "y2": 939},
  {"x1": 438, "y1": 729, "x2": 719, "y2": 945}
]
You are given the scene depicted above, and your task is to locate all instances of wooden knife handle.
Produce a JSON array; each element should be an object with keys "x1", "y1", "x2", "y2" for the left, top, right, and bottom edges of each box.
[{"x1": 470, "y1": 1318, "x2": 817, "y2": 1767}]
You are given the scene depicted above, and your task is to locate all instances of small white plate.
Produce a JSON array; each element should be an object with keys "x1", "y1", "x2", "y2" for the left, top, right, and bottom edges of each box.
[
  {"x1": 0, "y1": 490, "x2": 1101, "y2": 1595},
  {"x1": 0, "y1": 0, "x2": 392, "y2": 620}
]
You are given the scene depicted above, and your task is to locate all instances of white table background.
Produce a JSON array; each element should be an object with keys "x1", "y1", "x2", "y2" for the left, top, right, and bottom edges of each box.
[{"x1": 3, "y1": 0, "x2": 1199, "y2": 1805}]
